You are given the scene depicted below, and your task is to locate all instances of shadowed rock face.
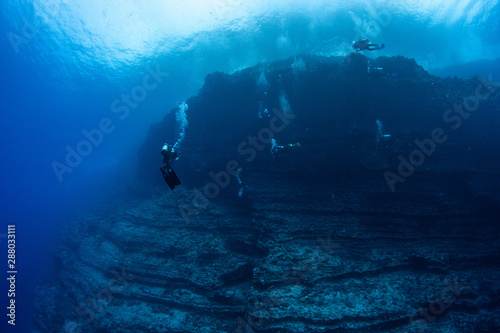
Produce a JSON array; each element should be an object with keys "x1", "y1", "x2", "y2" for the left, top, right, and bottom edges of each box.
[{"x1": 34, "y1": 55, "x2": 500, "y2": 332}]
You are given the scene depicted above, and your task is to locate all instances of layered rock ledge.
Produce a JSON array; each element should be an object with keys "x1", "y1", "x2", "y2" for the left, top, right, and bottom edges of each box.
[{"x1": 34, "y1": 54, "x2": 500, "y2": 332}]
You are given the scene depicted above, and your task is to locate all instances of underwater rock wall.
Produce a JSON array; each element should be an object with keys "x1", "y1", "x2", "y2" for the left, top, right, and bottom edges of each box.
[
  {"x1": 137, "y1": 53, "x2": 500, "y2": 187},
  {"x1": 33, "y1": 55, "x2": 500, "y2": 332}
]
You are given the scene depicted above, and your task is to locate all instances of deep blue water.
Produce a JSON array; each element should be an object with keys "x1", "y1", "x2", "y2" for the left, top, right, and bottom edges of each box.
[{"x1": 1, "y1": 1, "x2": 499, "y2": 331}]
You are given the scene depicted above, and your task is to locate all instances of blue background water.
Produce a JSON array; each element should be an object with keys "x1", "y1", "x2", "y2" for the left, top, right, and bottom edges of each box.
[{"x1": 0, "y1": 1, "x2": 499, "y2": 331}]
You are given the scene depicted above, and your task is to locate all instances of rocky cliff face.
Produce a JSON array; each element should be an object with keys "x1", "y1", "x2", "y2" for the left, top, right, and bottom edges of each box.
[{"x1": 34, "y1": 54, "x2": 500, "y2": 332}]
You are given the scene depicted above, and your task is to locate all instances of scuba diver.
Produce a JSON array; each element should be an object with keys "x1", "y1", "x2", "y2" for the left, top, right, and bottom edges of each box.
[
  {"x1": 235, "y1": 167, "x2": 253, "y2": 197},
  {"x1": 160, "y1": 143, "x2": 181, "y2": 190},
  {"x1": 270, "y1": 139, "x2": 301, "y2": 158},
  {"x1": 375, "y1": 119, "x2": 392, "y2": 147},
  {"x1": 352, "y1": 39, "x2": 384, "y2": 52},
  {"x1": 235, "y1": 167, "x2": 245, "y2": 197}
]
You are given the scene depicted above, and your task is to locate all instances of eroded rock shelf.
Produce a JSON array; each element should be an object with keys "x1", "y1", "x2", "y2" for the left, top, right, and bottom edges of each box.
[{"x1": 34, "y1": 54, "x2": 500, "y2": 332}]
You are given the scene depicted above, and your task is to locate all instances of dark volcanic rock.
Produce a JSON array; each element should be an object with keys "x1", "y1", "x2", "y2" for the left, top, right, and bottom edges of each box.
[
  {"x1": 137, "y1": 53, "x2": 500, "y2": 186},
  {"x1": 34, "y1": 54, "x2": 500, "y2": 333}
]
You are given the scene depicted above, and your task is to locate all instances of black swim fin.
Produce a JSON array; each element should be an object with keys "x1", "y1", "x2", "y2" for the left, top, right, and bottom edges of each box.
[{"x1": 160, "y1": 166, "x2": 181, "y2": 190}]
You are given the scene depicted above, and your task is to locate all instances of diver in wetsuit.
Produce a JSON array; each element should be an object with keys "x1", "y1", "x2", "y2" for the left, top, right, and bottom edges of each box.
[
  {"x1": 235, "y1": 167, "x2": 245, "y2": 197},
  {"x1": 270, "y1": 139, "x2": 301, "y2": 158},
  {"x1": 352, "y1": 39, "x2": 384, "y2": 52},
  {"x1": 160, "y1": 143, "x2": 181, "y2": 190},
  {"x1": 234, "y1": 167, "x2": 254, "y2": 197},
  {"x1": 375, "y1": 119, "x2": 391, "y2": 146},
  {"x1": 161, "y1": 143, "x2": 178, "y2": 167}
]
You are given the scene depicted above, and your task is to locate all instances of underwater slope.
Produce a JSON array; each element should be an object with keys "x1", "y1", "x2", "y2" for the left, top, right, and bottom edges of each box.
[{"x1": 33, "y1": 55, "x2": 500, "y2": 332}]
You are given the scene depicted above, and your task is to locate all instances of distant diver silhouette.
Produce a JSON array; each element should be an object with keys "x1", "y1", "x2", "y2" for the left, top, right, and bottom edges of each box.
[
  {"x1": 270, "y1": 139, "x2": 301, "y2": 158},
  {"x1": 235, "y1": 167, "x2": 252, "y2": 197},
  {"x1": 352, "y1": 39, "x2": 384, "y2": 52},
  {"x1": 160, "y1": 143, "x2": 181, "y2": 190},
  {"x1": 375, "y1": 119, "x2": 391, "y2": 146}
]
